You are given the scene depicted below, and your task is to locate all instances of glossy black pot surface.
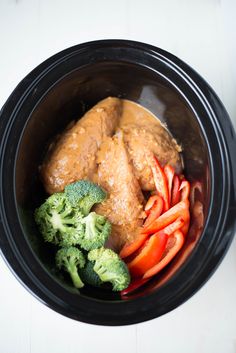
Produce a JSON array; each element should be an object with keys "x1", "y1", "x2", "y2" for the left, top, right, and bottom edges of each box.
[{"x1": 0, "y1": 40, "x2": 235, "y2": 325}]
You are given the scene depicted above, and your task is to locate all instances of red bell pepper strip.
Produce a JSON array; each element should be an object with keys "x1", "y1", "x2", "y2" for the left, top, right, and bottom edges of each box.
[
  {"x1": 181, "y1": 202, "x2": 190, "y2": 236},
  {"x1": 181, "y1": 218, "x2": 190, "y2": 236},
  {"x1": 142, "y1": 199, "x2": 189, "y2": 235},
  {"x1": 120, "y1": 216, "x2": 184, "y2": 259},
  {"x1": 179, "y1": 181, "x2": 190, "y2": 235},
  {"x1": 164, "y1": 165, "x2": 175, "y2": 203},
  {"x1": 149, "y1": 155, "x2": 169, "y2": 211},
  {"x1": 145, "y1": 195, "x2": 158, "y2": 214},
  {"x1": 143, "y1": 230, "x2": 185, "y2": 279},
  {"x1": 171, "y1": 175, "x2": 181, "y2": 207},
  {"x1": 128, "y1": 231, "x2": 168, "y2": 278},
  {"x1": 163, "y1": 216, "x2": 185, "y2": 235},
  {"x1": 192, "y1": 200, "x2": 204, "y2": 230},
  {"x1": 150, "y1": 202, "x2": 203, "y2": 288},
  {"x1": 143, "y1": 196, "x2": 163, "y2": 227},
  {"x1": 190, "y1": 181, "x2": 203, "y2": 209},
  {"x1": 120, "y1": 219, "x2": 185, "y2": 294},
  {"x1": 180, "y1": 180, "x2": 190, "y2": 201},
  {"x1": 144, "y1": 195, "x2": 162, "y2": 215},
  {"x1": 120, "y1": 278, "x2": 149, "y2": 296},
  {"x1": 119, "y1": 232, "x2": 150, "y2": 259}
]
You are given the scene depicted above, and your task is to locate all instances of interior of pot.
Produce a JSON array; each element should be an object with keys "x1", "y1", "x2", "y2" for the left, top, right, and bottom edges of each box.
[{"x1": 15, "y1": 61, "x2": 209, "y2": 300}]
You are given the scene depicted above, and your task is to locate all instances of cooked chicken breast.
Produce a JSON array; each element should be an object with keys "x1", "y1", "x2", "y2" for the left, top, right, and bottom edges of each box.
[
  {"x1": 119, "y1": 100, "x2": 182, "y2": 191},
  {"x1": 40, "y1": 97, "x2": 182, "y2": 251},
  {"x1": 95, "y1": 131, "x2": 145, "y2": 252},
  {"x1": 41, "y1": 97, "x2": 121, "y2": 194}
]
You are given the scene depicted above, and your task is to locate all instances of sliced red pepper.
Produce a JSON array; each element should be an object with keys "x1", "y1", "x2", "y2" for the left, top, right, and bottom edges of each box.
[
  {"x1": 182, "y1": 221, "x2": 190, "y2": 236},
  {"x1": 120, "y1": 216, "x2": 185, "y2": 259},
  {"x1": 147, "y1": 216, "x2": 185, "y2": 238},
  {"x1": 164, "y1": 165, "x2": 175, "y2": 204},
  {"x1": 163, "y1": 216, "x2": 185, "y2": 235},
  {"x1": 192, "y1": 200, "x2": 204, "y2": 230},
  {"x1": 142, "y1": 199, "x2": 189, "y2": 235},
  {"x1": 149, "y1": 154, "x2": 169, "y2": 211},
  {"x1": 143, "y1": 230, "x2": 184, "y2": 279},
  {"x1": 119, "y1": 232, "x2": 150, "y2": 259},
  {"x1": 150, "y1": 203, "x2": 203, "y2": 288},
  {"x1": 144, "y1": 195, "x2": 160, "y2": 215},
  {"x1": 143, "y1": 196, "x2": 163, "y2": 227},
  {"x1": 181, "y1": 206, "x2": 190, "y2": 236},
  {"x1": 190, "y1": 181, "x2": 203, "y2": 209},
  {"x1": 181, "y1": 220, "x2": 189, "y2": 236},
  {"x1": 120, "y1": 278, "x2": 149, "y2": 296},
  {"x1": 123, "y1": 218, "x2": 185, "y2": 291},
  {"x1": 181, "y1": 200, "x2": 190, "y2": 236},
  {"x1": 180, "y1": 180, "x2": 190, "y2": 201},
  {"x1": 128, "y1": 231, "x2": 168, "y2": 278},
  {"x1": 171, "y1": 175, "x2": 181, "y2": 207},
  {"x1": 179, "y1": 181, "x2": 190, "y2": 235}
]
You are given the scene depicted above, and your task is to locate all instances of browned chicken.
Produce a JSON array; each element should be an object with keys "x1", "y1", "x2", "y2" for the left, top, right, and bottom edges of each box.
[
  {"x1": 95, "y1": 131, "x2": 145, "y2": 252},
  {"x1": 41, "y1": 97, "x2": 122, "y2": 194},
  {"x1": 40, "y1": 97, "x2": 182, "y2": 252},
  {"x1": 119, "y1": 100, "x2": 182, "y2": 191}
]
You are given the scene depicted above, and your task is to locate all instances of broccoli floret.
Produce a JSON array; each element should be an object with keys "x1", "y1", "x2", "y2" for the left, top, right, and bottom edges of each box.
[
  {"x1": 65, "y1": 180, "x2": 107, "y2": 215},
  {"x1": 88, "y1": 247, "x2": 130, "y2": 291},
  {"x1": 55, "y1": 247, "x2": 85, "y2": 288},
  {"x1": 34, "y1": 193, "x2": 83, "y2": 247},
  {"x1": 79, "y1": 261, "x2": 102, "y2": 287},
  {"x1": 78, "y1": 212, "x2": 111, "y2": 251}
]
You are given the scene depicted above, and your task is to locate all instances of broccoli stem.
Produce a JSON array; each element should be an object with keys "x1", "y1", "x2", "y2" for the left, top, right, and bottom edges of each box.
[
  {"x1": 61, "y1": 218, "x2": 77, "y2": 225},
  {"x1": 68, "y1": 264, "x2": 84, "y2": 289},
  {"x1": 60, "y1": 207, "x2": 73, "y2": 219},
  {"x1": 51, "y1": 210, "x2": 64, "y2": 230},
  {"x1": 81, "y1": 199, "x2": 93, "y2": 216}
]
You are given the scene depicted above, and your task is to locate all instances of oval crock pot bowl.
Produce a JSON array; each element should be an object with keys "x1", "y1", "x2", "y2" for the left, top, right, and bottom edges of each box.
[{"x1": 0, "y1": 40, "x2": 235, "y2": 326}]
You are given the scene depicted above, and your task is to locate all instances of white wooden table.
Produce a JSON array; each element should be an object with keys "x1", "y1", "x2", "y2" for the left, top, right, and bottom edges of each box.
[{"x1": 0, "y1": 1, "x2": 235, "y2": 352}]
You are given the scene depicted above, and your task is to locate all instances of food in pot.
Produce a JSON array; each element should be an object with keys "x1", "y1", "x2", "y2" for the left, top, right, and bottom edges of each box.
[
  {"x1": 35, "y1": 180, "x2": 130, "y2": 291},
  {"x1": 119, "y1": 99, "x2": 182, "y2": 190},
  {"x1": 35, "y1": 97, "x2": 192, "y2": 294},
  {"x1": 41, "y1": 97, "x2": 121, "y2": 194},
  {"x1": 95, "y1": 130, "x2": 144, "y2": 251}
]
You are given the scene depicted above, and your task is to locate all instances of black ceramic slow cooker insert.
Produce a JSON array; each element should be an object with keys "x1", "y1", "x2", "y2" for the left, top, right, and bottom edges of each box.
[{"x1": 0, "y1": 40, "x2": 235, "y2": 325}]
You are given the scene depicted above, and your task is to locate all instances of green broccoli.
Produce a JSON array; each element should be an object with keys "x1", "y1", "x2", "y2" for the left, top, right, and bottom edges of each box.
[
  {"x1": 65, "y1": 180, "x2": 107, "y2": 215},
  {"x1": 78, "y1": 212, "x2": 111, "y2": 251},
  {"x1": 88, "y1": 247, "x2": 130, "y2": 291},
  {"x1": 55, "y1": 247, "x2": 85, "y2": 288},
  {"x1": 79, "y1": 261, "x2": 102, "y2": 287},
  {"x1": 34, "y1": 193, "x2": 83, "y2": 247}
]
